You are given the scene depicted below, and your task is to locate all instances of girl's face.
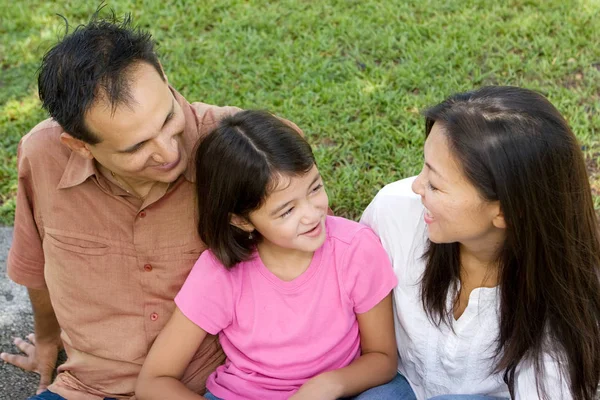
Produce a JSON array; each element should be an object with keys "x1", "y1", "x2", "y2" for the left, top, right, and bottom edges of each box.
[
  {"x1": 411, "y1": 123, "x2": 505, "y2": 248},
  {"x1": 247, "y1": 165, "x2": 329, "y2": 256}
]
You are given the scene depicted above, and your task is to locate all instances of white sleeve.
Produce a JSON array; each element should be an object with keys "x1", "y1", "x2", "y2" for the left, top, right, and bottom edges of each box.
[
  {"x1": 359, "y1": 177, "x2": 423, "y2": 271},
  {"x1": 514, "y1": 353, "x2": 572, "y2": 400}
]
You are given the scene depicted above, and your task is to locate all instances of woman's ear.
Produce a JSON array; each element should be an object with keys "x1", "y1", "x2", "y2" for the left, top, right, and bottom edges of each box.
[
  {"x1": 230, "y1": 214, "x2": 255, "y2": 232},
  {"x1": 492, "y1": 204, "x2": 506, "y2": 229}
]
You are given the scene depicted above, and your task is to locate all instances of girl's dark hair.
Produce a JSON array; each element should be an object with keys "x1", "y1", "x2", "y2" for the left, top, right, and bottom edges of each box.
[
  {"x1": 38, "y1": 8, "x2": 163, "y2": 144},
  {"x1": 195, "y1": 110, "x2": 315, "y2": 268},
  {"x1": 420, "y1": 86, "x2": 600, "y2": 400}
]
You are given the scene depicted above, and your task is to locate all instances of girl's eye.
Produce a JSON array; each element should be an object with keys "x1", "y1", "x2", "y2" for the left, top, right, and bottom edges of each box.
[
  {"x1": 281, "y1": 208, "x2": 294, "y2": 218},
  {"x1": 312, "y1": 184, "x2": 323, "y2": 193},
  {"x1": 427, "y1": 182, "x2": 438, "y2": 191}
]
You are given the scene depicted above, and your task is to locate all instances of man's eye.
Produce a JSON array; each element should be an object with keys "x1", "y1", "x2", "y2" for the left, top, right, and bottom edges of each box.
[{"x1": 126, "y1": 144, "x2": 144, "y2": 153}]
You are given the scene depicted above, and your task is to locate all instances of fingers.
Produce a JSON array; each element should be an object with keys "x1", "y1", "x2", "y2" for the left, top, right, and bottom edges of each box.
[
  {"x1": 28, "y1": 333, "x2": 36, "y2": 345},
  {"x1": 0, "y1": 352, "x2": 34, "y2": 371},
  {"x1": 13, "y1": 337, "x2": 35, "y2": 356}
]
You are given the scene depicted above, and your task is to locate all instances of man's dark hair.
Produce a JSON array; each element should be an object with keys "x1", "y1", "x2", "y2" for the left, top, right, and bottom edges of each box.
[
  {"x1": 195, "y1": 110, "x2": 316, "y2": 268},
  {"x1": 38, "y1": 10, "x2": 164, "y2": 144}
]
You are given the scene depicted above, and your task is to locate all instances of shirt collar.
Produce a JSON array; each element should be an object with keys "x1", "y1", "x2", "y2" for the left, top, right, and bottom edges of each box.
[{"x1": 57, "y1": 87, "x2": 197, "y2": 190}]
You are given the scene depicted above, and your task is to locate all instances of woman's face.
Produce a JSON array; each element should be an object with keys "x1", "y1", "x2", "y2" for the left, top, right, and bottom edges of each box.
[{"x1": 411, "y1": 122, "x2": 505, "y2": 248}]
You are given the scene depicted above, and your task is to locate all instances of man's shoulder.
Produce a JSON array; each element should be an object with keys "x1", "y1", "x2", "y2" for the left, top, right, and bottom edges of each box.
[
  {"x1": 19, "y1": 118, "x2": 68, "y2": 157},
  {"x1": 189, "y1": 102, "x2": 242, "y2": 126}
]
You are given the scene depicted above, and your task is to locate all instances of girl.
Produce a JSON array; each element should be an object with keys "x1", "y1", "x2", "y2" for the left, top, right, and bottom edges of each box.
[
  {"x1": 361, "y1": 86, "x2": 600, "y2": 399},
  {"x1": 136, "y1": 110, "x2": 400, "y2": 399}
]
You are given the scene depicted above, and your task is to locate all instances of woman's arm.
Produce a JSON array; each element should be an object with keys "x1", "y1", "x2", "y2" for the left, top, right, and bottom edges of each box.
[
  {"x1": 514, "y1": 352, "x2": 573, "y2": 400},
  {"x1": 291, "y1": 293, "x2": 397, "y2": 399},
  {"x1": 135, "y1": 307, "x2": 210, "y2": 400}
]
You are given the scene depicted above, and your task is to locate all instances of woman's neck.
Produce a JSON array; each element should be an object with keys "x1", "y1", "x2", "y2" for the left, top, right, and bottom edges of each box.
[{"x1": 458, "y1": 230, "x2": 504, "y2": 288}]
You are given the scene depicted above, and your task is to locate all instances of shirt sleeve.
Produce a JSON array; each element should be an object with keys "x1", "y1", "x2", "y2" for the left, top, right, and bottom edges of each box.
[
  {"x1": 360, "y1": 177, "x2": 423, "y2": 275},
  {"x1": 514, "y1": 352, "x2": 572, "y2": 400},
  {"x1": 7, "y1": 138, "x2": 46, "y2": 289},
  {"x1": 194, "y1": 103, "x2": 243, "y2": 135},
  {"x1": 341, "y1": 227, "x2": 398, "y2": 314},
  {"x1": 175, "y1": 250, "x2": 234, "y2": 335}
]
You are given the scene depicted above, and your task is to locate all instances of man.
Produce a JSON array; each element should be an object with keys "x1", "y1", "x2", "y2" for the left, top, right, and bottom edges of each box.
[{"x1": 1, "y1": 12, "x2": 299, "y2": 400}]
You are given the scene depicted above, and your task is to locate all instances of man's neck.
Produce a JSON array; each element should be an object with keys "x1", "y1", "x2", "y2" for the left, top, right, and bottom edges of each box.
[{"x1": 98, "y1": 163, "x2": 155, "y2": 199}]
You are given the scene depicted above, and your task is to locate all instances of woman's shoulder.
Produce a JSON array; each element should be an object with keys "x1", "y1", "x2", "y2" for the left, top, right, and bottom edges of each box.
[
  {"x1": 360, "y1": 177, "x2": 426, "y2": 267},
  {"x1": 360, "y1": 177, "x2": 423, "y2": 235}
]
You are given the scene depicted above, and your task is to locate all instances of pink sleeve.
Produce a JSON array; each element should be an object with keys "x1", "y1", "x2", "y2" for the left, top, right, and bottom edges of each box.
[
  {"x1": 342, "y1": 228, "x2": 398, "y2": 314},
  {"x1": 175, "y1": 250, "x2": 234, "y2": 335}
]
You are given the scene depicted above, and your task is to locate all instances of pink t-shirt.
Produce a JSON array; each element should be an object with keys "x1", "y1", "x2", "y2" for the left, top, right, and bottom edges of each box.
[{"x1": 175, "y1": 216, "x2": 397, "y2": 400}]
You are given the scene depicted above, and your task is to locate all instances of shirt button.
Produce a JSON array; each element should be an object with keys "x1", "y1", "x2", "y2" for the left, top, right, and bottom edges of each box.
[
  {"x1": 150, "y1": 312, "x2": 159, "y2": 321},
  {"x1": 139, "y1": 210, "x2": 147, "y2": 218},
  {"x1": 143, "y1": 264, "x2": 153, "y2": 272}
]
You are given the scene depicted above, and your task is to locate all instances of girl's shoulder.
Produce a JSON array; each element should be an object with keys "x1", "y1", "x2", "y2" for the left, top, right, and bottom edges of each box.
[
  {"x1": 192, "y1": 248, "x2": 254, "y2": 277},
  {"x1": 324, "y1": 215, "x2": 383, "y2": 249}
]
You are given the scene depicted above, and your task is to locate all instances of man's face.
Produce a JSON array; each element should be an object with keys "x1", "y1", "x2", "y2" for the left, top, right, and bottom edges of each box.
[{"x1": 83, "y1": 62, "x2": 187, "y2": 185}]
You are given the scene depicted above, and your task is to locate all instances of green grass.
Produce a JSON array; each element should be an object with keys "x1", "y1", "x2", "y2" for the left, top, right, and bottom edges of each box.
[{"x1": 1, "y1": 0, "x2": 599, "y2": 224}]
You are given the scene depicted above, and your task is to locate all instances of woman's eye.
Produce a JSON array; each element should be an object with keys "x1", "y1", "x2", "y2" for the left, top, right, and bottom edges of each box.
[{"x1": 312, "y1": 184, "x2": 323, "y2": 193}]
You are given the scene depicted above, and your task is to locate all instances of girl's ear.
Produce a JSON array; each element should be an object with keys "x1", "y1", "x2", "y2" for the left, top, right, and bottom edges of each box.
[{"x1": 230, "y1": 214, "x2": 255, "y2": 232}]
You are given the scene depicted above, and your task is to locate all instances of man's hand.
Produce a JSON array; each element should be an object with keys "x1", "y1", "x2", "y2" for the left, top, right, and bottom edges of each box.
[{"x1": 1, "y1": 333, "x2": 62, "y2": 394}]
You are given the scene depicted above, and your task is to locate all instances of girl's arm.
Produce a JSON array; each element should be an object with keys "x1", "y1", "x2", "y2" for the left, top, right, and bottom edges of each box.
[
  {"x1": 135, "y1": 307, "x2": 210, "y2": 400},
  {"x1": 291, "y1": 293, "x2": 397, "y2": 400}
]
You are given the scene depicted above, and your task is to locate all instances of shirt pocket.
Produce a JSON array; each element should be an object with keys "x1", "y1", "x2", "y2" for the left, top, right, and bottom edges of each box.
[
  {"x1": 42, "y1": 228, "x2": 149, "y2": 362},
  {"x1": 44, "y1": 228, "x2": 110, "y2": 256}
]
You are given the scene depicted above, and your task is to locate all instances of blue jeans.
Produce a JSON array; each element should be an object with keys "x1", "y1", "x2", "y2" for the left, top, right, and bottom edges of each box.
[
  {"x1": 350, "y1": 372, "x2": 416, "y2": 399},
  {"x1": 202, "y1": 374, "x2": 414, "y2": 400},
  {"x1": 349, "y1": 373, "x2": 508, "y2": 400},
  {"x1": 202, "y1": 376, "x2": 508, "y2": 400},
  {"x1": 28, "y1": 390, "x2": 117, "y2": 400},
  {"x1": 429, "y1": 396, "x2": 507, "y2": 400}
]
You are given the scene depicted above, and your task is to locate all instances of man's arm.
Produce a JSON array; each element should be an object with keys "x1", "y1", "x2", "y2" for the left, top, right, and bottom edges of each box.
[
  {"x1": 1, "y1": 287, "x2": 62, "y2": 394},
  {"x1": 1, "y1": 133, "x2": 63, "y2": 394}
]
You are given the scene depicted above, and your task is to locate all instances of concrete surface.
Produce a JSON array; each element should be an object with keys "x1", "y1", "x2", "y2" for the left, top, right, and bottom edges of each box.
[{"x1": 0, "y1": 227, "x2": 38, "y2": 399}]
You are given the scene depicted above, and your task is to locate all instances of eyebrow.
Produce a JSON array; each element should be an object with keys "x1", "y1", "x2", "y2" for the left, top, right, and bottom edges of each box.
[
  {"x1": 269, "y1": 173, "x2": 321, "y2": 217},
  {"x1": 425, "y1": 162, "x2": 443, "y2": 179},
  {"x1": 118, "y1": 99, "x2": 175, "y2": 153}
]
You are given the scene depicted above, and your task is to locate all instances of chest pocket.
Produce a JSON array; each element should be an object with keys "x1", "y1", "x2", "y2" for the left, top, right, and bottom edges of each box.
[
  {"x1": 44, "y1": 229, "x2": 110, "y2": 256},
  {"x1": 42, "y1": 228, "x2": 150, "y2": 362}
]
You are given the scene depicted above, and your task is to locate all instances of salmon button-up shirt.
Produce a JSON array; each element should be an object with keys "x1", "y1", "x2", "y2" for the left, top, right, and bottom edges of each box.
[{"x1": 8, "y1": 89, "x2": 240, "y2": 399}]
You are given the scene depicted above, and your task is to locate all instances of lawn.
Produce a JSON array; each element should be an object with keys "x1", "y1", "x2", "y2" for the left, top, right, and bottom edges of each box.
[{"x1": 1, "y1": 0, "x2": 599, "y2": 225}]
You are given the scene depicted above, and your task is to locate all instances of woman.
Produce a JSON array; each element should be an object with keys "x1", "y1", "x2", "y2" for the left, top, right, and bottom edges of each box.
[{"x1": 361, "y1": 86, "x2": 600, "y2": 400}]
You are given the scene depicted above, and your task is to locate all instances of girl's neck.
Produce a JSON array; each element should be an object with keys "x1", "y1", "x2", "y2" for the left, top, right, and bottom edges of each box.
[{"x1": 257, "y1": 241, "x2": 315, "y2": 282}]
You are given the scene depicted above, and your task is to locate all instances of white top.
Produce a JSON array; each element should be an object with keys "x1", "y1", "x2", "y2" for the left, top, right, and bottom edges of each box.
[{"x1": 360, "y1": 177, "x2": 571, "y2": 400}]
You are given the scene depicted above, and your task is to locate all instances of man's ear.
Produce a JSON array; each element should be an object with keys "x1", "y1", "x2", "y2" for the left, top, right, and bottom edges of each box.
[
  {"x1": 492, "y1": 204, "x2": 506, "y2": 230},
  {"x1": 60, "y1": 133, "x2": 94, "y2": 159},
  {"x1": 158, "y1": 61, "x2": 168, "y2": 84},
  {"x1": 230, "y1": 214, "x2": 255, "y2": 233}
]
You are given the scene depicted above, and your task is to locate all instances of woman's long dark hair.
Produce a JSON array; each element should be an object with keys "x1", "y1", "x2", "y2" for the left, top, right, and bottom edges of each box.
[{"x1": 420, "y1": 86, "x2": 600, "y2": 399}]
